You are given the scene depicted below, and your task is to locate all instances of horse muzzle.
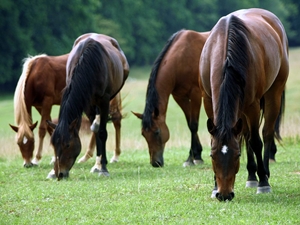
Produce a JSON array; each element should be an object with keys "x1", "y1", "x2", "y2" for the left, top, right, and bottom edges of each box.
[
  {"x1": 57, "y1": 170, "x2": 69, "y2": 180},
  {"x1": 151, "y1": 157, "x2": 164, "y2": 167},
  {"x1": 216, "y1": 192, "x2": 235, "y2": 201}
]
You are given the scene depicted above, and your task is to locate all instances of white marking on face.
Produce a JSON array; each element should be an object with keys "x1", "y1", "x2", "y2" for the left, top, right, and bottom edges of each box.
[
  {"x1": 221, "y1": 145, "x2": 228, "y2": 155},
  {"x1": 23, "y1": 136, "x2": 28, "y2": 144}
]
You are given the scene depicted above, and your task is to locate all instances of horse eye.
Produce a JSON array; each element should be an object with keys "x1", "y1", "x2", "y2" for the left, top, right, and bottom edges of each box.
[{"x1": 155, "y1": 129, "x2": 160, "y2": 136}]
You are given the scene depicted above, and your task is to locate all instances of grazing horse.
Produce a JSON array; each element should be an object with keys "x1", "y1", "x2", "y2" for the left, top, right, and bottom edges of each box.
[
  {"x1": 199, "y1": 8, "x2": 289, "y2": 201},
  {"x1": 133, "y1": 30, "x2": 210, "y2": 167},
  {"x1": 48, "y1": 33, "x2": 129, "y2": 179},
  {"x1": 9, "y1": 54, "x2": 67, "y2": 167},
  {"x1": 10, "y1": 54, "x2": 123, "y2": 168}
]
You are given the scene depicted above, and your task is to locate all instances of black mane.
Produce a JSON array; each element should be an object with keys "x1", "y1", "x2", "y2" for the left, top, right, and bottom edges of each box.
[
  {"x1": 142, "y1": 30, "x2": 184, "y2": 130},
  {"x1": 52, "y1": 38, "x2": 108, "y2": 144},
  {"x1": 216, "y1": 15, "x2": 249, "y2": 141}
]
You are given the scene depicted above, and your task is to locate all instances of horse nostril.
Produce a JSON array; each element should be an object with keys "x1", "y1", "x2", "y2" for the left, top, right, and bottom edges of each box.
[
  {"x1": 216, "y1": 192, "x2": 235, "y2": 201},
  {"x1": 216, "y1": 193, "x2": 224, "y2": 201},
  {"x1": 151, "y1": 160, "x2": 164, "y2": 168},
  {"x1": 152, "y1": 161, "x2": 160, "y2": 167}
]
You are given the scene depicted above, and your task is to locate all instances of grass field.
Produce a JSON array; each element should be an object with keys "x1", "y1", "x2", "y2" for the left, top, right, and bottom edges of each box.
[{"x1": 0, "y1": 48, "x2": 300, "y2": 224}]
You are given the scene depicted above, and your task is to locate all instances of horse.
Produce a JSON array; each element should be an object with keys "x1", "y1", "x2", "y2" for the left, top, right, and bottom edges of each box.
[
  {"x1": 47, "y1": 33, "x2": 129, "y2": 179},
  {"x1": 199, "y1": 8, "x2": 289, "y2": 201},
  {"x1": 133, "y1": 29, "x2": 210, "y2": 167},
  {"x1": 9, "y1": 53, "x2": 123, "y2": 168}
]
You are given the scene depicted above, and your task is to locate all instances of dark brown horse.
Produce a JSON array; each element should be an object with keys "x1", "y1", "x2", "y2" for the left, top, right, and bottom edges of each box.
[
  {"x1": 199, "y1": 8, "x2": 289, "y2": 201},
  {"x1": 10, "y1": 53, "x2": 123, "y2": 168},
  {"x1": 48, "y1": 33, "x2": 129, "y2": 179},
  {"x1": 133, "y1": 30, "x2": 210, "y2": 167}
]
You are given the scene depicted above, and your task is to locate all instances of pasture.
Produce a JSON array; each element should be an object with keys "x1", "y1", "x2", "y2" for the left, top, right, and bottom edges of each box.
[{"x1": 0, "y1": 48, "x2": 300, "y2": 224}]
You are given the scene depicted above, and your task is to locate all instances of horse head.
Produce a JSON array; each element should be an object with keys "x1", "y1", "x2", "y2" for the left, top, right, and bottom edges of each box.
[
  {"x1": 207, "y1": 118, "x2": 242, "y2": 201},
  {"x1": 9, "y1": 121, "x2": 38, "y2": 167},
  {"x1": 132, "y1": 111, "x2": 169, "y2": 167},
  {"x1": 47, "y1": 119, "x2": 81, "y2": 180}
]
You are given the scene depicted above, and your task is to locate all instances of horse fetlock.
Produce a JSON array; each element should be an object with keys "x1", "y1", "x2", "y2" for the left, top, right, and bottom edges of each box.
[{"x1": 78, "y1": 154, "x2": 92, "y2": 163}]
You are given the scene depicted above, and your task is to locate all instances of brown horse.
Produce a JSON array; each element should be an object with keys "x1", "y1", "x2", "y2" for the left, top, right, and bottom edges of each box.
[
  {"x1": 48, "y1": 33, "x2": 129, "y2": 179},
  {"x1": 199, "y1": 8, "x2": 289, "y2": 201},
  {"x1": 10, "y1": 53, "x2": 123, "y2": 168},
  {"x1": 133, "y1": 30, "x2": 210, "y2": 167}
]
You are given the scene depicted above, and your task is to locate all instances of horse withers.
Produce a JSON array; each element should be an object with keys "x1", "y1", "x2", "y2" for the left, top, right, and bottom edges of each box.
[
  {"x1": 48, "y1": 33, "x2": 129, "y2": 180},
  {"x1": 133, "y1": 30, "x2": 210, "y2": 167},
  {"x1": 199, "y1": 8, "x2": 289, "y2": 201}
]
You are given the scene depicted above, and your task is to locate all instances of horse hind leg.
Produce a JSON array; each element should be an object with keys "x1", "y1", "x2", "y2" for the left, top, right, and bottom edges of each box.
[
  {"x1": 78, "y1": 133, "x2": 95, "y2": 163},
  {"x1": 245, "y1": 104, "x2": 271, "y2": 194},
  {"x1": 110, "y1": 107, "x2": 122, "y2": 163},
  {"x1": 173, "y1": 92, "x2": 203, "y2": 167},
  {"x1": 32, "y1": 105, "x2": 52, "y2": 165}
]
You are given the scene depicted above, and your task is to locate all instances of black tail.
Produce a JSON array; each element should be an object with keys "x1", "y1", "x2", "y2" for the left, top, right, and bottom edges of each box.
[
  {"x1": 216, "y1": 15, "x2": 249, "y2": 139},
  {"x1": 275, "y1": 89, "x2": 285, "y2": 141}
]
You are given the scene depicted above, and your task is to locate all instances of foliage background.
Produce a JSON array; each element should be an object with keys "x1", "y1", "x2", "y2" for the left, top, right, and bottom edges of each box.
[{"x1": 0, "y1": 0, "x2": 299, "y2": 92}]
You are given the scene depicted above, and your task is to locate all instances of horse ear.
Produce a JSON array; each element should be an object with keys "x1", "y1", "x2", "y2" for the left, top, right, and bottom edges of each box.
[
  {"x1": 207, "y1": 118, "x2": 216, "y2": 135},
  {"x1": 9, "y1": 124, "x2": 19, "y2": 133},
  {"x1": 132, "y1": 111, "x2": 143, "y2": 120},
  {"x1": 30, "y1": 121, "x2": 38, "y2": 131},
  {"x1": 46, "y1": 120, "x2": 57, "y2": 130},
  {"x1": 232, "y1": 118, "x2": 243, "y2": 136}
]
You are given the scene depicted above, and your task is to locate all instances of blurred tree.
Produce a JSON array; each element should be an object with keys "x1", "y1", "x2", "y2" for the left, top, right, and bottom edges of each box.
[{"x1": 0, "y1": 0, "x2": 299, "y2": 92}]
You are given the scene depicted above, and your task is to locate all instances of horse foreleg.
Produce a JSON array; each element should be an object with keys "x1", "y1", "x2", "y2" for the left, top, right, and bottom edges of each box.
[
  {"x1": 90, "y1": 103, "x2": 109, "y2": 176},
  {"x1": 32, "y1": 105, "x2": 52, "y2": 165},
  {"x1": 78, "y1": 133, "x2": 96, "y2": 163}
]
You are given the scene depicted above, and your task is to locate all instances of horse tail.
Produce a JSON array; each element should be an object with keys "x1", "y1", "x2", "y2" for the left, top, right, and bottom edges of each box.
[
  {"x1": 216, "y1": 15, "x2": 249, "y2": 138},
  {"x1": 142, "y1": 29, "x2": 185, "y2": 130},
  {"x1": 274, "y1": 89, "x2": 285, "y2": 141},
  {"x1": 14, "y1": 54, "x2": 47, "y2": 128}
]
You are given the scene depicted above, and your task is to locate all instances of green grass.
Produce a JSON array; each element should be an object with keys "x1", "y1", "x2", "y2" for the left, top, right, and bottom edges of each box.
[{"x1": 0, "y1": 48, "x2": 300, "y2": 224}]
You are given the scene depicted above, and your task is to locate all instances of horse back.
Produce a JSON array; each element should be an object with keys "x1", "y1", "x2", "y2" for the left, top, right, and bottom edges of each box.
[
  {"x1": 234, "y1": 8, "x2": 289, "y2": 96},
  {"x1": 25, "y1": 54, "x2": 68, "y2": 106},
  {"x1": 155, "y1": 30, "x2": 209, "y2": 95}
]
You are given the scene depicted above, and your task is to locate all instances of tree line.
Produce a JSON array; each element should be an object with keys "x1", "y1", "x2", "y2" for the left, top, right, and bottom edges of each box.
[{"x1": 0, "y1": 0, "x2": 299, "y2": 92}]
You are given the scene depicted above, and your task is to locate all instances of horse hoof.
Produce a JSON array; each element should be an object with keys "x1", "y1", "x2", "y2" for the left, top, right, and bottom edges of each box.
[
  {"x1": 193, "y1": 159, "x2": 204, "y2": 165},
  {"x1": 46, "y1": 169, "x2": 56, "y2": 179},
  {"x1": 90, "y1": 166, "x2": 101, "y2": 173},
  {"x1": 246, "y1": 180, "x2": 258, "y2": 188},
  {"x1": 31, "y1": 158, "x2": 40, "y2": 166},
  {"x1": 269, "y1": 159, "x2": 276, "y2": 163},
  {"x1": 211, "y1": 189, "x2": 218, "y2": 198},
  {"x1": 182, "y1": 161, "x2": 194, "y2": 167},
  {"x1": 110, "y1": 156, "x2": 119, "y2": 163},
  {"x1": 98, "y1": 171, "x2": 110, "y2": 177},
  {"x1": 257, "y1": 186, "x2": 271, "y2": 194}
]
